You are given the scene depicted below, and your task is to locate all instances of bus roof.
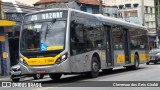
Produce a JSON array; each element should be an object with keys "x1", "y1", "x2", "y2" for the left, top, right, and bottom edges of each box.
[
  {"x1": 68, "y1": 9, "x2": 148, "y2": 31},
  {"x1": 25, "y1": 8, "x2": 148, "y2": 31},
  {"x1": 95, "y1": 14, "x2": 147, "y2": 30}
]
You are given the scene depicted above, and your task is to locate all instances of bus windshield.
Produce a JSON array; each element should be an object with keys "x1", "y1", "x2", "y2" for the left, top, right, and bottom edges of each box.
[{"x1": 20, "y1": 20, "x2": 66, "y2": 52}]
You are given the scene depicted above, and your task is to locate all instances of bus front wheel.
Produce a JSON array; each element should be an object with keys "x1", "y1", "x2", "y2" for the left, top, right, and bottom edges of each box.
[
  {"x1": 12, "y1": 78, "x2": 20, "y2": 82},
  {"x1": 49, "y1": 73, "x2": 62, "y2": 81},
  {"x1": 90, "y1": 57, "x2": 100, "y2": 78}
]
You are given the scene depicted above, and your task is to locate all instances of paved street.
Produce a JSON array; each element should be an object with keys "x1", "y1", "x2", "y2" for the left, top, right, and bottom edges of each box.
[{"x1": 1, "y1": 63, "x2": 160, "y2": 90}]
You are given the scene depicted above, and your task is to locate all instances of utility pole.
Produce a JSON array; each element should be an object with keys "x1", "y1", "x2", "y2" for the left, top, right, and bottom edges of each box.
[
  {"x1": 0, "y1": 0, "x2": 2, "y2": 20},
  {"x1": 154, "y1": 0, "x2": 159, "y2": 48},
  {"x1": 141, "y1": 0, "x2": 145, "y2": 26},
  {"x1": 99, "y1": 0, "x2": 103, "y2": 14},
  {"x1": 0, "y1": 0, "x2": 10, "y2": 76}
]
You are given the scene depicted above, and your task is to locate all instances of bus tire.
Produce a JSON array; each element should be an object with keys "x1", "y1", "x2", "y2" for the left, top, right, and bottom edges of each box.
[
  {"x1": 90, "y1": 57, "x2": 100, "y2": 78},
  {"x1": 33, "y1": 74, "x2": 44, "y2": 80},
  {"x1": 126, "y1": 54, "x2": 139, "y2": 70},
  {"x1": 133, "y1": 54, "x2": 139, "y2": 70},
  {"x1": 49, "y1": 73, "x2": 62, "y2": 81},
  {"x1": 154, "y1": 62, "x2": 157, "y2": 64},
  {"x1": 12, "y1": 78, "x2": 20, "y2": 82},
  {"x1": 146, "y1": 62, "x2": 149, "y2": 65}
]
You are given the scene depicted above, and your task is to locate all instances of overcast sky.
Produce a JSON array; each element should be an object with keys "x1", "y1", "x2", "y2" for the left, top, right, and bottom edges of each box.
[
  {"x1": 2, "y1": 0, "x2": 39, "y2": 6},
  {"x1": 15, "y1": 0, "x2": 39, "y2": 6}
]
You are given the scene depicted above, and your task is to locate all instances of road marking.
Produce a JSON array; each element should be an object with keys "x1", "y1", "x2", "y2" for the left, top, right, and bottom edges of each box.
[
  {"x1": 0, "y1": 77, "x2": 10, "y2": 81},
  {"x1": 33, "y1": 87, "x2": 53, "y2": 90}
]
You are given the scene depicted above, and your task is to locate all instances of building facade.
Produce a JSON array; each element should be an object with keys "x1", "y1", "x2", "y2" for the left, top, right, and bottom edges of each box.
[
  {"x1": 34, "y1": 0, "x2": 100, "y2": 14},
  {"x1": 103, "y1": 0, "x2": 156, "y2": 49},
  {"x1": 155, "y1": 0, "x2": 160, "y2": 47},
  {"x1": 103, "y1": 6, "x2": 118, "y2": 18},
  {"x1": 16, "y1": 0, "x2": 39, "y2": 6},
  {"x1": 0, "y1": 0, "x2": 38, "y2": 75}
]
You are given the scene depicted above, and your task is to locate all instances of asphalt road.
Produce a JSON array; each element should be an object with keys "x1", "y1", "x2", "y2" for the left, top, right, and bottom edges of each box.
[{"x1": 1, "y1": 63, "x2": 160, "y2": 90}]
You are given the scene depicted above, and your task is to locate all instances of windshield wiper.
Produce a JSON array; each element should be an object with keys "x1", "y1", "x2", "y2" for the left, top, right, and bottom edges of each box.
[
  {"x1": 43, "y1": 19, "x2": 57, "y2": 43},
  {"x1": 44, "y1": 24, "x2": 49, "y2": 42}
]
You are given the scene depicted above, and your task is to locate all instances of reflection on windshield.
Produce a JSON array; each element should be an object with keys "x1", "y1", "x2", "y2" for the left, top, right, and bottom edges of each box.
[{"x1": 20, "y1": 20, "x2": 66, "y2": 51}]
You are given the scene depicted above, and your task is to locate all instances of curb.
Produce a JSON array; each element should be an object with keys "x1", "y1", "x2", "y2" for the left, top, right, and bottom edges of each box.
[{"x1": 0, "y1": 76, "x2": 10, "y2": 81}]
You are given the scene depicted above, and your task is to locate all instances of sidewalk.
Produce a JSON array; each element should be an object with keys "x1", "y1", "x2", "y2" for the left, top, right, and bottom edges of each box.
[{"x1": 0, "y1": 75, "x2": 10, "y2": 81}]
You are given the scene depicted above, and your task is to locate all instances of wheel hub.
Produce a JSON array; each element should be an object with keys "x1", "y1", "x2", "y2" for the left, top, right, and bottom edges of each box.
[{"x1": 93, "y1": 62, "x2": 98, "y2": 72}]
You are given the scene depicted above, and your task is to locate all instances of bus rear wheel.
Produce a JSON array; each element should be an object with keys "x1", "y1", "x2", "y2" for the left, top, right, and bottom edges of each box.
[
  {"x1": 90, "y1": 57, "x2": 100, "y2": 78},
  {"x1": 49, "y1": 73, "x2": 62, "y2": 81},
  {"x1": 127, "y1": 54, "x2": 139, "y2": 70},
  {"x1": 133, "y1": 54, "x2": 139, "y2": 69}
]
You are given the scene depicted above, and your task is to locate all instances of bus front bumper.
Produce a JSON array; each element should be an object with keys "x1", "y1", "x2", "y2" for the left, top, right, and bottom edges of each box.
[{"x1": 19, "y1": 60, "x2": 71, "y2": 75}]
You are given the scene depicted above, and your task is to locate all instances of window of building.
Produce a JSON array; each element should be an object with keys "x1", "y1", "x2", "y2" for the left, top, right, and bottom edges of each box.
[
  {"x1": 125, "y1": 4, "x2": 131, "y2": 8},
  {"x1": 114, "y1": 14, "x2": 118, "y2": 18},
  {"x1": 92, "y1": 7, "x2": 99, "y2": 14},
  {"x1": 150, "y1": 8, "x2": 153, "y2": 14},
  {"x1": 105, "y1": 13, "x2": 110, "y2": 16},
  {"x1": 145, "y1": 6, "x2": 148, "y2": 13},
  {"x1": 80, "y1": 6, "x2": 86, "y2": 12},
  {"x1": 133, "y1": 3, "x2": 139, "y2": 8},
  {"x1": 119, "y1": 5, "x2": 124, "y2": 9}
]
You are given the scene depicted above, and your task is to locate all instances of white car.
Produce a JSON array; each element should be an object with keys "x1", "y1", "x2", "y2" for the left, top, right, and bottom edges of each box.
[
  {"x1": 147, "y1": 48, "x2": 160, "y2": 65},
  {"x1": 10, "y1": 64, "x2": 44, "y2": 82}
]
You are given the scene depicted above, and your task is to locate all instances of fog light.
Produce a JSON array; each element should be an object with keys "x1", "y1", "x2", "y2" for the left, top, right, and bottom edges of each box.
[{"x1": 20, "y1": 58, "x2": 23, "y2": 62}]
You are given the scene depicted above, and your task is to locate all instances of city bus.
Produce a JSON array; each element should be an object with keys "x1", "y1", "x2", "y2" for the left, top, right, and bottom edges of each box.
[{"x1": 16, "y1": 8, "x2": 149, "y2": 82}]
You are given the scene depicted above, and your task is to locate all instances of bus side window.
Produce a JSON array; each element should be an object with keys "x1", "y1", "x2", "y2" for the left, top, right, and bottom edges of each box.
[{"x1": 71, "y1": 20, "x2": 78, "y2": 42}]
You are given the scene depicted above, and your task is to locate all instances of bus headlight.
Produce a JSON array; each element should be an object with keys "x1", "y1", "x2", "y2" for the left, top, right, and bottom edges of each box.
[
  {"x1": 56, "y1": 53, "x2": 68, "y2": 64},
  {"x1": 19, "y1": 58, "x2": 28, "y2": 66},
  {"x1": 20, "y1": 58, "x2": 23, "y2": 62}
]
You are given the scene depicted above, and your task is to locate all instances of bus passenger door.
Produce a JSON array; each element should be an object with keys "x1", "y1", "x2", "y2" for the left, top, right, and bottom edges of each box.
[
  {"x1": 123, "y1": 28, "x2": 131, "y2": 64},
  {"x1": 104, "y1": 25, "x2": 114, "y2": 66}
]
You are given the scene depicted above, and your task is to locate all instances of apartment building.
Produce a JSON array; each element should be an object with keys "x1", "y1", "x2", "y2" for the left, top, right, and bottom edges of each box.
[
  {"x1": 103, "y1": 0, "x2": 156, "y2": 48},
  {"x1": 155, "y1": 0, "x2": 160, "y2": 47}
]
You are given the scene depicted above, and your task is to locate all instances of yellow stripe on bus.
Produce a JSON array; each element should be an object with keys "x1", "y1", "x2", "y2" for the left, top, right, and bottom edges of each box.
[
  {"x1": 47, "y1": 46, "x2": 63, "y2": 50},
  {"x1": 139, "y1": 54, "x2": 149, "y2": 61},
  {"x1": 116, "y1": 54, "x2": 125, "y2": 63},
  {"x1": 131, "y1": 54, "x2": 134, "y2": 62},
  {"x1": 23, "y1": 54, "x2": 61, "y2": 66},
  {"x1": 116, "y1": 53, "x2": 149, "y2": 63}
]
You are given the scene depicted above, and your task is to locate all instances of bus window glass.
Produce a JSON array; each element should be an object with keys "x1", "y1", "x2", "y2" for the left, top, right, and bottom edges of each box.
[
  {"x1": 139, "y1": 29, "x2": 149, "y2": 49},
  {"x1": 130, "y1": 28, "x2": 139, "y2": 49},
  {"x1": 70, "y1": 14, "x2": 103, "y2": 56},
  {"x1": 112, "y1": 26, "x2": 123, "y2": 50},
  {"x1": 20, "y1": 20, "x2": 66, "y2": 51}
]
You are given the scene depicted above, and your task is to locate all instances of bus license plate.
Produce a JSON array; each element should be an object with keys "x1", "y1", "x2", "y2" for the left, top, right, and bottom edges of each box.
[{"x1": 37, "y1": 70, "x2": 46, "y2": 73}]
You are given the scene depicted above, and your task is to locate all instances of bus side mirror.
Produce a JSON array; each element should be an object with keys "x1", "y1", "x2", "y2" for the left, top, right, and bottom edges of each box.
[{"x1": 98, "y1": 44, "x2": 102, "y2": 50}]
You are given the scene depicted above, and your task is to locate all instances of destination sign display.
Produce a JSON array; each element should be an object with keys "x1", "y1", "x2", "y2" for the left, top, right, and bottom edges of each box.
[{"x1": 24, "y1": 11, "x2": 68, "y2": 22}]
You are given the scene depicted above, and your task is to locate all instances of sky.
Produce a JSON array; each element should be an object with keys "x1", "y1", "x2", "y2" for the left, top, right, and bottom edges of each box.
[
  {"x1": 2, "y1": 0, "x2": 40, "y2": 6},
  {"x1": 16, "y1": 0, "x2": 39, "y2": 6}
]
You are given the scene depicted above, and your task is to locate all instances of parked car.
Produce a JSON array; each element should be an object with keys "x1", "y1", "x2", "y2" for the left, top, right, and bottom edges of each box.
[
  {"x1": 146, "y1": 48, "x2": 160, "y2": 65},
  {"x1": 10, "y1": 64, "x2": 44, "y2": 82}
]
